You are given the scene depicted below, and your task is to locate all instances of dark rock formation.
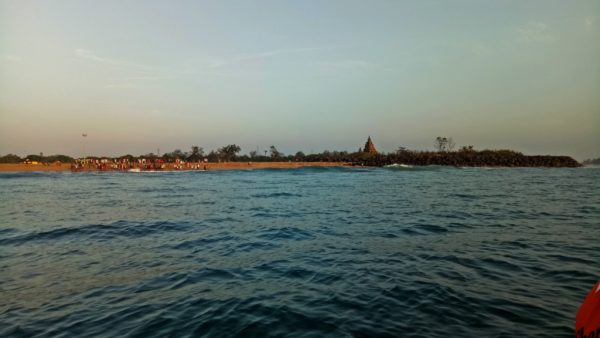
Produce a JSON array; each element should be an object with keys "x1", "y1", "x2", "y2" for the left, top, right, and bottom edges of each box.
[{"x1": 350, "y1": 149, "x2": 581, "y2": 168}]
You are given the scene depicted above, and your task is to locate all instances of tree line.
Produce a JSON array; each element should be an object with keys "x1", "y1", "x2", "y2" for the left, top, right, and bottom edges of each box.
[
  {"x1": 582, "y1": 158, "x2": 600, "y2": 166},
  {"x1": 355, "y1": 148, "x2": 580, "y2": 167},
  {"x1": 0, "y1": 136, "x2": 582, "y2": 167},
  {"x1": 0, "y1": 153, "x2": 75, "y2": 164}
]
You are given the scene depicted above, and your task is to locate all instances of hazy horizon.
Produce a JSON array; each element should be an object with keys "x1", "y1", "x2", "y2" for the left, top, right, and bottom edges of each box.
[{"x1": 1, "y1": 1, "x2": 599, "y2": 160}]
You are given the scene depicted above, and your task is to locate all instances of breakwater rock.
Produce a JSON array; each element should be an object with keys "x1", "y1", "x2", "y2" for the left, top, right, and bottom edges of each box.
[{"x1": 351, "y1": 150, "x2": 581, "y2": 168}]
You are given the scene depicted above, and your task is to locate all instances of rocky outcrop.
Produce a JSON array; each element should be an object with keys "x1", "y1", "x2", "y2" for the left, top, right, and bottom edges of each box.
[{"x1": 351, "y1": 150, "x2": 581, "y2": 167}]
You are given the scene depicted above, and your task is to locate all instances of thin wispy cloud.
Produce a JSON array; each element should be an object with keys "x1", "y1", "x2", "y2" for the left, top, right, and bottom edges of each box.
[
  {"x1": 104, "y1": 76, "x2": 163, "y2": 90},
  {"x1": 584, "y1": 17, "x2": 595, "y2": 30},
  {"x1": 75, "y1": 49, "x2": 114, "y2": 63},
  {"x1": 4, "y1": 55, "x2": 22, "y2": 63},
  {"x1": 104, "y1": 83, "x2": 139, "y2": 89},
  {"x1": 472, "y1": 44, "x2": 495, "y2": 57},
  {"x1": 516, "y1": 22, "x2": 554, "y2": 43},
  {"x1": 208, "y1": 47, "x2": 325, "y2": 69},
  {"x1": 74, "y1": 48, "x2": 170, "y2": 76},
  {"x1": 318, "y1": 59, "x2": 376, "y2": 70},
  {"x1": 124, "y1": 76, "x2": 162, "y2": 81},
  {"x1": 75, "y1": 49, "x2": 166, "y2": 89}
]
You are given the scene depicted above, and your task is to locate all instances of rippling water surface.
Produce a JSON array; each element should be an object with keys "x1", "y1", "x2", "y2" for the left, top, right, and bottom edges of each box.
[{"x1": 1, "y1": 167, "x2": 599, "y2": 337}]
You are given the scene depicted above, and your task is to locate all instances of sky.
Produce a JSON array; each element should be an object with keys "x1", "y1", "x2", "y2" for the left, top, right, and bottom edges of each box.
[{"x1": 1, "y1": 0, "x2": 599, "y2": 160}]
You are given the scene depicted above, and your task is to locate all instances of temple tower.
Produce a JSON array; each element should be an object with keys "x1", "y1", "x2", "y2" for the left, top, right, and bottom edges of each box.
[{"x1": 363, "y1": 136, "x2": 377, "y2": 154}]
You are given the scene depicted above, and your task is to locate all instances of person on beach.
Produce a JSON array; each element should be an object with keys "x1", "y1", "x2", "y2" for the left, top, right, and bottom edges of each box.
[{"x1": 576, "y1": 279, "x2": 600, "y2": 337}]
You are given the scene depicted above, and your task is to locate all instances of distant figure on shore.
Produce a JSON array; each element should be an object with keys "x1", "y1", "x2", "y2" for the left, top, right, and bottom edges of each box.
[{"x1": 363, "y1": 136, "x2": 378, "y2": 154}]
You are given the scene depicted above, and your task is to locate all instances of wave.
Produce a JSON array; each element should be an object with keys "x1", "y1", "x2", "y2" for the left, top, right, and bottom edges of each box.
[
  {"x1": 384, "y1": 163, "x2": 413, "y2": 168},
  {"x1": 0, "y1": 220, "x2": 193, "y2": 246},
  {"x1": 131, "y1": 170, "x2": 206, "y2": 174},
  {"x1": 251, "y1": 192, "x2": 302, "y2": 198},
  {"x1": 257, "y1": 226, "x2": 315, "y2": 241},
  {"x1": 1, "y1": 166, "x2": 595, "y2": 338},
  {"x1": 0, "y1": 171, "x2": 71, "y2": 179},
  {"x1": 251, "y1": 166, "x2": 346, "y2": 173},
  {"x1": 383, "y1": 164, "x2": 447, "y2": 171}
]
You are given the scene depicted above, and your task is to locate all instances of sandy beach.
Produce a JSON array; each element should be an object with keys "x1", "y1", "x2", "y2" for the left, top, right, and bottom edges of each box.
[
  {"x1": 0, "y1": 163, "x2": 73, "y2": 172},
  {"x1": 0, "y1": 162, "x2": 351, "y2": 172}
]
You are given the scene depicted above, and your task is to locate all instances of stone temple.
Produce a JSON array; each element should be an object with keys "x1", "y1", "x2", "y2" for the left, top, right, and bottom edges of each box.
[{"x1": 363, "y1": 136, "x2": 377, "y2": 154}]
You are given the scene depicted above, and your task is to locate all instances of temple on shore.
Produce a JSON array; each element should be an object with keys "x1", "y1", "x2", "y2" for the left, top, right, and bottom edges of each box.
[{"x1": 363, "y1": 136, "x2": 378, "y2": 154}]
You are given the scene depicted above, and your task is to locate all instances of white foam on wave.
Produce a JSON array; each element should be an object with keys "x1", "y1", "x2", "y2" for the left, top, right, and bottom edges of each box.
[
  {"x1": 126, "y1": 169, "x2": 207, "y2": 173},
  {"x1": 384, "y1": 163, "x2": 413, "y2": 168}
]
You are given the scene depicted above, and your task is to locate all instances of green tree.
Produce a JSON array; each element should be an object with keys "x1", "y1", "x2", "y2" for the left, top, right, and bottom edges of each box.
[
  {"x1": 25, "y1": 154, "x2": 43, "y2": 162},
  {"x1": 0, "y1": 154, "x2": 22, "y2": 163},
  {"x1": 218, "y1": 144, "x2": 241, "y2": 161},
  {"x1": 44, "y1": 154, "x2": 75, "y2": 163},
  {"x1": 187, "y1": 146, "x2": 204, "y2": 162},
  {"x1": 270, "y1": 145, "x2": 282, "y2": 160},
  {"x1": 207, "y1": 150, "x2": 219, "y2": 162},
  {"x1": 172, "y1": 149, "x2": 185, "y2": 159},
  {"x1": 120, "y1": 154, "x2": 136, "y2": 161},
  {"x1": 434, "y1": 137, "x2": 456, "y2": 152}
]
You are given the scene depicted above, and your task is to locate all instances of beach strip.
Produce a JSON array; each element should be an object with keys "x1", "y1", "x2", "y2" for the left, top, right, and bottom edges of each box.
[{"x1": 0, "y1": 162, "x2": 352, "y2": 172}]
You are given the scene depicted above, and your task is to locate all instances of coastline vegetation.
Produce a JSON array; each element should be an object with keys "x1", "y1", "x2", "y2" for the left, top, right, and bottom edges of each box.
[
  {"x1": 353, "y1": 148, "x2": 580, "y2": 167},
  {"x1": 582, "y1": 158, "x2": 600, "y2": 166},
  {"x1": 0, "y1": 137, "x2": 582, "y2": 168},
  {"x1": 0, "y1": 153, "x2": 75, "y2": 164}
]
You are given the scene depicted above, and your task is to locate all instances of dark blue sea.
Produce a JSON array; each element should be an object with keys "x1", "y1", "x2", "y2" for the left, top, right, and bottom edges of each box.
[{"x1": 1, "y1": 166, "x2": 599, "y2": 337}]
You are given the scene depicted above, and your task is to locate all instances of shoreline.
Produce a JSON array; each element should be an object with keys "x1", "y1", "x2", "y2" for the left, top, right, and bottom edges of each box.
[
  {"x1": 0, "y1": 162, "x2": 353, "y2": 172},
  {"x1": 0, "y1": 162, "x2": 590, "y2": 173}
]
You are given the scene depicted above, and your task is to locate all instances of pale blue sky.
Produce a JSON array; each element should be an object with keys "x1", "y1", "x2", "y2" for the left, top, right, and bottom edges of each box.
[{"x1": 1, "y1": 0, "x2": 599, "y2": 159}]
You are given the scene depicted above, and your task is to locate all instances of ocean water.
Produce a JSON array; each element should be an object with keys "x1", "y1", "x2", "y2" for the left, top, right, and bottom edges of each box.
[{"x1": 1, "y1": 166, "x2": 599, "y2": 337}]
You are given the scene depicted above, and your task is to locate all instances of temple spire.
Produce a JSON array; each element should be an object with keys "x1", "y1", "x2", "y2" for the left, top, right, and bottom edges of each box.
[{"x1": 363, "y1": 136, "x2": 377, "y2": 154}]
